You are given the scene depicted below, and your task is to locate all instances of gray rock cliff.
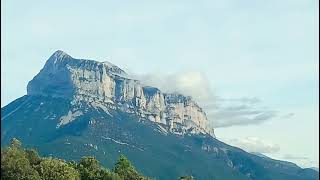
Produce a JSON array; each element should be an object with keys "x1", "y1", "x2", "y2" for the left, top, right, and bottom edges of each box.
[{"x1": 27, "y1": 50, "x2": 215, "y2": 138}]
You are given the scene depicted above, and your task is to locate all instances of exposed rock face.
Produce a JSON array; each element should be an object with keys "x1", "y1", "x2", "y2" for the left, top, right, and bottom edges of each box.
[{"x1": 27, "y1": 50, "x2": 215, "y2": 138}]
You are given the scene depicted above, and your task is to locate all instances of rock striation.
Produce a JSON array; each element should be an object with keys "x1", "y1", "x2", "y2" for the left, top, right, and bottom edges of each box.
[{"x1": 27, "y1": 50, "x2": 215, "y2": 138}]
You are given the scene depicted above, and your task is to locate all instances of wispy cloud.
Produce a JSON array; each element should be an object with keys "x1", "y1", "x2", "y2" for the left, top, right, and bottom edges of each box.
[
  {"x1": 224, "y1": 136, "x2": 280, "y2": 154},
  {"x1": 133, "y1": 71, "x2": 289, "y2": 128},
  {"x1": 283, "y1": 154, "x2": 309, "y2": 160},
  {"x1": 280, "y1": 113, "x2": 295, "y2": 119},
  {"x1": 206, "y1": 97, "x2": 278, "y2": 128},
  {"x1": 282, "y1": 154, "x2": 319, "y2": 168}
]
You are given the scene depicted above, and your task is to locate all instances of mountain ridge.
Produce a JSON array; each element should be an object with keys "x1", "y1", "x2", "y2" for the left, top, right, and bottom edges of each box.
[
  {"x1": 26, "y1": 50, "x2": 215, "y2": 138},
  {"x1": 1, "y1": 50, "x2": 318, "y2": 180}
]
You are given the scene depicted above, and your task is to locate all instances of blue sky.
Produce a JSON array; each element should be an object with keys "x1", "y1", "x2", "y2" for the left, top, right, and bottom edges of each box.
[{"x1": 1, "y1": 0, "x2": 319, "y2": 167}]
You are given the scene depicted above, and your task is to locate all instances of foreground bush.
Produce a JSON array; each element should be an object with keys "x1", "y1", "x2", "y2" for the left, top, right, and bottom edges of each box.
[
  {"x1": 36, "y1": 158, "x2": 80, "y2": 180},
  {"x1": 1, "y1": 138, "x2": 148, "y2": 180},
  {"x1": 1, "y1": 138, "x2": 41, "y2": 180}
]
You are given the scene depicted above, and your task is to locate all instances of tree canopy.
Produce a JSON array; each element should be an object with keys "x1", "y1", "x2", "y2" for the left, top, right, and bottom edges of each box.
[
  {"x1": 1, "y1": 138, "x2": 194, "y2": 180},
  {"x1": 1, "y1": 138, "x2": 151, "y2": 180},
  {"x1": 113, "y1": 155, "x2": 148, "y2": 180}
]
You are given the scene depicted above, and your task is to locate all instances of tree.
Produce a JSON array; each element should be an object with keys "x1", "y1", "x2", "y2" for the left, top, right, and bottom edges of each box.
[
  {"x1": 76, "y1": 156, "x2": 103, "y2": 180},
  {"x1": 25, "y1": 149, "x2": 41, "y2": 166},
  {"x1": 1, "y1": 145, "x2": 40, "y2": 180},
  {"x1": 100, "y1": 168, "x2": 122, "y2": 180},
  {"x1": 36, "y1": 158, "x2": 80, "y2": 180},
  {"x1": 1, "y1": 138, "x2": 150, "y2": 180},
  {"x1": 76, "y1": 156, "x2": 122, "y2": 180},
  {"x1": 10, "y1": 138, "x2": 22, "y2": 149},
  {"x1": 113, "y1": 155, "x2": 147, "y2": 180},
  {"x1": 179, "y1": 176, "x2": 194, "y2": 180}
]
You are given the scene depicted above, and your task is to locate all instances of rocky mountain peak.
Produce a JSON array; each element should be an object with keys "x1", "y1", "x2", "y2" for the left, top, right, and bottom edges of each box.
[
  {"x1": 52, "y1": 50, "x2": 71, "y2": 59},
  {"x1": 27, "y1": 51, "x2": 215, "y2": 138}
]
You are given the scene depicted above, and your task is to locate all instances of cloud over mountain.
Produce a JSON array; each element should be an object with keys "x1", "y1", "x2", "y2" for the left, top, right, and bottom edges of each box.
[
  {"x1": 282, "y1": 154, "x2": 319, "y2": 168},
  {"x1": 133, "y1": 71, "x2": 287, "y2": 128},
  {"x1": 224, "y1": 137, "x2": 280, "y2": 154}
]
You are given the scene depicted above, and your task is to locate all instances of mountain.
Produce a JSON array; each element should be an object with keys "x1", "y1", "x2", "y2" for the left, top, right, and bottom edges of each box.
[
  {"x1": 250, "y1": 152, "x2": 271, "y2": 159},
  {"x1": 1, "y1": 50, "x2": 318, "y2": 180},
  {"x1": 311, "y1": 167, "x2": 319, "y2": 172},
  {"x1": 26, "y1": 50, "x2": 215, "y2": 137}
]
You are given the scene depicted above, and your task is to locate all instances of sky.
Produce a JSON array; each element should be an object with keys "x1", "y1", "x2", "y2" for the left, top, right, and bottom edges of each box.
[{"x1": 1, "y1": 0, "x2": 319, "y2": 168}]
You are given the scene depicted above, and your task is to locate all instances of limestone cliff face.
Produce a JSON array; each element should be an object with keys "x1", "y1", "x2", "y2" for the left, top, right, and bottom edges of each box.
[{"x1": 27, "y1": 50, "x2": 215, "y2": 138}]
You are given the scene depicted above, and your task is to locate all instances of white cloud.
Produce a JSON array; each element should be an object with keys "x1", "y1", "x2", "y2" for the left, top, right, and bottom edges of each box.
[
  {"x1": 224, "y1": 137, "x2": 280, "y2": 154},
  {"x1": 132, "y1": 71, "x2": 213, "y2": 102},
  {"x1": 283, "y1": 154, "x2": 309, "y2": 160},
  {"x1": 282, "y1": 154, "x2": 319, "y2": 168},
  {"x1": 206, "y1": 97, "x2": 278, "y2": 128},
  {"x1": 133, "y1": 71, "x2": 285, "y2": 128},
  {"x1": 281, "y1": 113, "x2": 295, "y2": 119}
]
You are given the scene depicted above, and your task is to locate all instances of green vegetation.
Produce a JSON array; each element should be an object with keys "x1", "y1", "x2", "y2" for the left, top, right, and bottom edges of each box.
[
  {"x1": 113, "y1": 155, "x2": 149, "y2": 180},
  {"x1": 1, "y1": 138, "x2": 149, "y2": 180},
  {"x1": 179, "y1": 176, "x2": 194, "y2": 180}
]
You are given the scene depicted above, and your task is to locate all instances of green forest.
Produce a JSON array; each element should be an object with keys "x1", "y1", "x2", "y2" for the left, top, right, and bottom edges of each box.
[{"x1": 1, "y1": 138, "x2": 193, "y2": 180}]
